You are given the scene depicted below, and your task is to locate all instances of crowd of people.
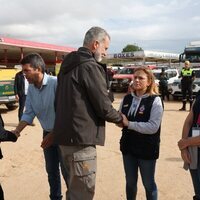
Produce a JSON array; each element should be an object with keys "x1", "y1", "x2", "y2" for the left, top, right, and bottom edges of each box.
[{"x1": 0, "y1": 26, "x2": 199, "y2": 200}]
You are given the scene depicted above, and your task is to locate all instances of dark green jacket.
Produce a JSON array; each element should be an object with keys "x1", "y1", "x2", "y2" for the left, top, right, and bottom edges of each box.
[{"x1": 54, "y1": 47, "x2": 122, "y2": 146}]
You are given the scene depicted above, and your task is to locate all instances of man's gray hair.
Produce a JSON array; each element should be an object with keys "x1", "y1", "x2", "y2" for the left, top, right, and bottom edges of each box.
[{"x1": 83, "y1": 27, "x2": 110, "y2": 47}]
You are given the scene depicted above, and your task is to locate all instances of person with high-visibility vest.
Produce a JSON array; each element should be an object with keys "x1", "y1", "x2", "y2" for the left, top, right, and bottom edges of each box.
[{"x1": 179, "y1": 60, "x2": 195, "y2": 111}]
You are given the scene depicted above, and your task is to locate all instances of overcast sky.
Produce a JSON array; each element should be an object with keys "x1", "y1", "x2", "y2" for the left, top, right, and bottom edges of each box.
[{"x1": 0, "y1": 0, "x2": 200, "y2": 54}]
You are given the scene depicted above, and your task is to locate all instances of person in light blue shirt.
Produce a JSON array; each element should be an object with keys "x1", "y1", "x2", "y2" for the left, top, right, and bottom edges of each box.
[
  {"x1": 13, "y1": 53, "x2": 67, "y2": 200},
  {"x1": 22, "y1": 72, "x2": 56, "y2": 131}
]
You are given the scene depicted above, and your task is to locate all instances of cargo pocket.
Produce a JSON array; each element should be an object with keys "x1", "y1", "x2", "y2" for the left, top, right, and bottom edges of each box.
[{"x1": 73, "y1": 147, "x2": 97, "y2": 192}]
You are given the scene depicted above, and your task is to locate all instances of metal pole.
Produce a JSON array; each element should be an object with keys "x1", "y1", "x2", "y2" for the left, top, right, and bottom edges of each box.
[{"x1": 4, "y1": 49, "x2": 7, "y2": 66}]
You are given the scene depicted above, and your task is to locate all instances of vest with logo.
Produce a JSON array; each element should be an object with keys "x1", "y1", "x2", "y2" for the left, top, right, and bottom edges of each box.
[
  {"x1": 181, "y1": 68, "x2": 194, "y2": 84},
  {"x1": 120, "y1": 94, "x2": 161, "y2": 160}
]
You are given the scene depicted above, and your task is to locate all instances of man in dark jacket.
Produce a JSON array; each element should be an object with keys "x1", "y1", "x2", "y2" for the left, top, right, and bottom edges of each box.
[
  {"x1": 14, "y1": 70, "x2": 28, "y2": 121},
  {"x1": 47, "y1": 27, "x2": 123, "y2": 199},
  {"x1": 100, "y1": 63, "x2": 114, "y2": 102},
  {"x1": 159, "y1": 68, "x2": 169, "y2": 101},
  {"x1": 0, "y1": 114, "x2": 18, "y2": 199}
]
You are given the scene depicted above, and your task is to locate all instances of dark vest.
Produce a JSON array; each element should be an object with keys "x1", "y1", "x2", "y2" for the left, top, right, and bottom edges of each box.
[{"x1": 120, "y1": 94, "x2": 161, "y2": 160}]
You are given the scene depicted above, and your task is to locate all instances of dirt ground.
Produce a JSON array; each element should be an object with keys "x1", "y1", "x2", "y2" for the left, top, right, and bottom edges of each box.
[{"x1": 0, "y1": 93, "x2": 194, "y2": 200}]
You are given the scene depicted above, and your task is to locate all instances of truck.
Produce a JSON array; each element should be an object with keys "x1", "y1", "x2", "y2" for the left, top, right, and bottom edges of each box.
[
  {"x1": 0, "y1": 67, "x2": 20, "y2": 110},
  {"x1": 179, "y1": 41, "x2": 200, "y2": 67},
  {"x1": 170, "y1": 41, "x2": 200, "y2": 99}
]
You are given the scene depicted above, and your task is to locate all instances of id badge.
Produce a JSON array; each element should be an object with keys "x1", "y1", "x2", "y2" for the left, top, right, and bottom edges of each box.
[{"x1": 192, "y1": 127, "x2": 200, "y2": 137}]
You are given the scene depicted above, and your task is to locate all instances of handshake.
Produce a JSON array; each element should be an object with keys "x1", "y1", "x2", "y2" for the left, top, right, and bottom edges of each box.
[{"x1": 116, "y1": 113, "x2": 129, "y2": 128}]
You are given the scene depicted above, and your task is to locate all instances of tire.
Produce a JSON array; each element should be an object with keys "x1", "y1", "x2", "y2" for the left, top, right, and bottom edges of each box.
[{"x1": 5, "y1": 103, "x2": 18, "y2": 110}]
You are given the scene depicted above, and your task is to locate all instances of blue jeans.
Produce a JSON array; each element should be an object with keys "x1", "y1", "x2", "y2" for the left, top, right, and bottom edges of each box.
[
  {"x1": 190, "y1": 148, "x2": 200, "y2": 199},
  {"x1": 123, "y1": 154, "x2": 157, "y2": 200},
  {"x1": 43, "y1": 131, "x2": 68, "y2": 200}
]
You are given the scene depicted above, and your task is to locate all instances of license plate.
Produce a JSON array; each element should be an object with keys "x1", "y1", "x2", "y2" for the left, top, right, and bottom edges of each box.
[{"x1": 8, "y1": 96, "x2": 16, "y2": 100}]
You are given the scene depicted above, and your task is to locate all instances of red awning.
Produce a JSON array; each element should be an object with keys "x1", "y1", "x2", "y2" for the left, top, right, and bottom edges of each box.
[{"x1": 0, "y1": 37, "x2": 76, "y2": 52}]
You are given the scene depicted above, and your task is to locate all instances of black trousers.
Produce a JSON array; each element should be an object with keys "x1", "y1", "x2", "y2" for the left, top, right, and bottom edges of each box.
[
  {"x1": 0, "y1": 184, "x2": 4, "y2": 200},
  {"x1": 159, "y1": 85, "x2": 169, "y2": 100},
  {"x1": 181, "y1": 84, "x2": 193, "y2": 101},
  {"x1": 18, "y1": 95, "x2": 26, "y2": 121}
]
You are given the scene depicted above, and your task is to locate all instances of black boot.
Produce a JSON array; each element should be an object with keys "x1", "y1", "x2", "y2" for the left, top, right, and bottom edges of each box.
[{"x1": 179, "y1": 101, "x2": 186, "y2": 111}]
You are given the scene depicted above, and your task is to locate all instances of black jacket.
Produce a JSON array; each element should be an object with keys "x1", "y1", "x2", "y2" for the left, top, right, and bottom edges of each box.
[
  {"x1": 14, "y1": 71, "x2": 25, "y2": 97},
  {"x1": 54, "y1": 47, "x2": 122, "y2": 146},
  {"x1": 0, "y1": 115, "x2": 17, "y2": 159}
]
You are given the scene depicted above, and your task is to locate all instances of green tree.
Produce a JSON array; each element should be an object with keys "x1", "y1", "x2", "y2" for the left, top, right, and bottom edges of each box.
[{"x1": 122, "y1": 44, "x2": 143, "y2": 52}]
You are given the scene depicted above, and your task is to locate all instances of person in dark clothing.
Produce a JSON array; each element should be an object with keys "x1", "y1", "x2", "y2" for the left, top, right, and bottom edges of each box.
[
  {"x1": 107, "y1": 67, "x2": 114, "y2": 82},
  {"x1": 159, "y1": 68, "x2": 169, "y2": 101},
  {"x1": 178, "y1": 95, "x2": 200, "y2": 200},
  {"x1": 14, "y1": 70, "x2": 29, "y2": 121},
  {"x1": 0, "y1": 114, "x2": 18, "y2": 199},
  {"x1": 196, "y1": 90, "x2": 200, "y2": 99},
  {"x1": 100, "y1": 63, "x2": 114, "y2": 102},
  {"x1": 45, "y1": 27, "x2": 123, "y2": 200},
  {"x1": 179, "y1": 61, "x2": 195, "y2": 111}
]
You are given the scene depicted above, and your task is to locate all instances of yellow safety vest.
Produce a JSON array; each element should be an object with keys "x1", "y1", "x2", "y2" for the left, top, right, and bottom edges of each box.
[{"x1": 181, "y1": 68, "x2": 193, "y2": 77}]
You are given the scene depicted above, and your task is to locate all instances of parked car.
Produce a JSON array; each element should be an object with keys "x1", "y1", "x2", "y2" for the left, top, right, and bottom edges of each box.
[
  {"x1": 111, "y1": 66, "x2": 135, "y2": 92},
  {"x1": 152, "y1": 68, "x2": 180, "y2": 85},
  {"x1": 111, "y1": 66, "x2": 124, "y2": 74},
  {"x1": 152, "y1": 68, "x2": 180, "y2": 95},
  {"x1": 0, "y1": 67, "x2": 20, "y2": 110},
  {"x1": 170, "y1": 68, "x2": 200, "y2": 100}
]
